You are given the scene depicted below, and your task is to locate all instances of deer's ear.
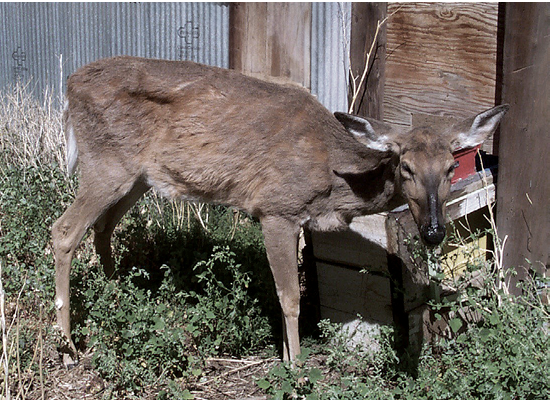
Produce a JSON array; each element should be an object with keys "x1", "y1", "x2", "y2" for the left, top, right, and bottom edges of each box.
[
  {"x1": 334, "y1": 112, "x2": 400, "y2": 153},
  {"x1": 447, "y1": 105, "x2": 509, "y2": 151}
]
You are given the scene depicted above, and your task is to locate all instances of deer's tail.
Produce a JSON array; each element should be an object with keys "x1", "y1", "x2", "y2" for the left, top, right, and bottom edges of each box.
[{"x1": 63, "y1": 98, "x2": 78, "y2": 176}]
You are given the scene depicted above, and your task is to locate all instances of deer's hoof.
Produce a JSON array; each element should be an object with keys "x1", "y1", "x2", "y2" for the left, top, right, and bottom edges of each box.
[{"x1": 63, "y1": 353, "x2": 79, "y2": 370}]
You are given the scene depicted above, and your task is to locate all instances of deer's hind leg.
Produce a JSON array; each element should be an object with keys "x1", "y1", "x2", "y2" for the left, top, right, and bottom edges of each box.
[
  {"x1": 52, "y1": 171, "x2": 144, "y2": 367},
  {"x1": 93, "y1": 179, "x2": 150, "y2": 278}
]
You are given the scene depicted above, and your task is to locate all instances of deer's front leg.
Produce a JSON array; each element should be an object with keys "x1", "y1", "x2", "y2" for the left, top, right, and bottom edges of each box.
[{"x1": 261, "y1": 216, "x2": 301, "y2": 362}]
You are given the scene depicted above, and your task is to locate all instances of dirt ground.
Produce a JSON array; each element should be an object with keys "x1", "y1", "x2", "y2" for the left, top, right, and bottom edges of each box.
[{"x1": 20, "y1": 348, "x2": 280, "y2": 400}]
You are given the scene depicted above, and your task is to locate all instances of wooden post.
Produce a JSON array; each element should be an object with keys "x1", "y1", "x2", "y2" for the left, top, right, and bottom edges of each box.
[
  {"x1": 349, "y1": 2, "x2": 386, "y2": 119},
  {"x1": 385, "y1": 212, "x2": 414, "y2": 370},
  {"x1": 229, "y1": 3, "x2": 311, "y2": 88},
  {"x1": 229, "y1": 2, "x2": 319, "y2": 330},
  {"x1": 498, "y1": 3, "x2": 550, "y2": 295}
]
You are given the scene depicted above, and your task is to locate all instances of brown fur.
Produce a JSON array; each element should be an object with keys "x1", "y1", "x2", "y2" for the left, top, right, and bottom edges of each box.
[{"x1": 52, "y1": 56, "x2": 508, "y2": 366}]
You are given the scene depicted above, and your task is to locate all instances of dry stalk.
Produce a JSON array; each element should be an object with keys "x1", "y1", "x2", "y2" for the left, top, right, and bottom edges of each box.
[
  {"x1": 174, "y1": 199, "x2": 186, "y2": 231},
  {"x1": 189, "y1": 202, "x2": 210, "y2": 233},
  {"x1": 0, "y1": 82, "x2": 65, "y2": 171},
  {"x1": 348, "y1": 17, "x2": 387, "y2": 114},
  {"x1": 346, "y1": 6, "x2": 401, "y2": 115},
  {"x1": 229, "y1": 210, "x2": 240, "y2": 241},
  {"x1": 15, "y1": 314, "x2": 20, "y2": 400},
  {"x1": 38, "y1": 306, "x2": 44, "y2": 400},
  {"x1": 478, "y1": 151, "x2": 509, "y2": 304},
  {"x1": 197, "y1": 357, "x2": 277, "y2": 387},
  {"x1": 0, "y1": 261, "x2": 10, "y2": 400},
  {"x1": 13, "y1": 278, "x2": 26, "y2": 400}
]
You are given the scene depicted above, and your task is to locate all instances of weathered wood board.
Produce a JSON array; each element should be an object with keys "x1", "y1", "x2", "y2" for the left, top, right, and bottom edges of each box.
[
  {"x1": 349, "y1": 2, "x2": 386, "y2": 118},
  {"x1": 497, "y1": 3, "x2": 550, "y2": 289},
  {"x1": 384, "y1": 2, "x2": 499, "y2": 152},
  {"x1": 229, "y1": 3, "x2": 311, "y2": 88},
  {"x1": 316, "y1": 261, "x2": 393, "y2": 350}
]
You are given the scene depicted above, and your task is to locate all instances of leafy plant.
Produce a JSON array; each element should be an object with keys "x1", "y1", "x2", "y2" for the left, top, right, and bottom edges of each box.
[
  {"x1": 75, "y1": 246, "x2": 272, "y2": 396},
  {"x1": 76, "y1": 264, "x2": 197, "y2": 395},
  {"x1": 0, "y1": 163, "x2": 75, "y2": 306},
  {"x1": 411, "y1": 278, "x2": 550, "y2": 399},
  {"x1": 184, "y1": 246, "x2": 272, "y2": 357},
  {"x1": 259, "y1": 218, "x2": 550, "y2": 400},
  {"x1": 257, "y1": 349, "x2": 325, "y2": 400}
]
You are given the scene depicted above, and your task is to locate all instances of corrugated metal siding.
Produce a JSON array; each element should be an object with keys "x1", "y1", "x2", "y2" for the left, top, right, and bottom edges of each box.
[
  {"x1": 311, "y1": 2, "x2": 351, "y2": 113},
  {"x1": 1, "y1": 3, "x2": 348, "y2": 113},
  {"x1": 0, "y1": 3, "x2": 229, "y2": 101}
]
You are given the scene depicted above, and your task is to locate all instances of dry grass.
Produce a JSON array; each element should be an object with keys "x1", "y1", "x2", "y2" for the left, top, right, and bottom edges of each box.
[{"x1": 0, "y1": 82, "x2": 66, "y2": 173}]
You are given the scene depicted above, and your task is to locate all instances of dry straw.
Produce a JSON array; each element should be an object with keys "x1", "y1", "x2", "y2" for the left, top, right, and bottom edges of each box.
[{"x1": 0, "y1": 82, "x2": 66, "y2": 173}]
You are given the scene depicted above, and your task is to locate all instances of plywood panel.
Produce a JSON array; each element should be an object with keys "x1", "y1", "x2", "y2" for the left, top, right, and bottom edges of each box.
[{"x1": 384, "y1": 3, "x2": 499, "y2": 150}]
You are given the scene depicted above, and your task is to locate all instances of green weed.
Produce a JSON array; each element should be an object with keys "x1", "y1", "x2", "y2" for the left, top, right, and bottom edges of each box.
[
  {"x1": 259, "y1": 222, "x2": 550, "y2": 400},
  {"x1": 0, "y1": 83, "x2": 274, "y2": 397},
  {"x1": 185, "y1": 246, "x2": 272, "y2": 357}
]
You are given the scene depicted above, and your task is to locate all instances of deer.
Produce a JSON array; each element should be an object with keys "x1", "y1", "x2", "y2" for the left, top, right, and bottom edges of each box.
[{"x1": 52, "y1": 56, "x2": 508, "y2": 368}]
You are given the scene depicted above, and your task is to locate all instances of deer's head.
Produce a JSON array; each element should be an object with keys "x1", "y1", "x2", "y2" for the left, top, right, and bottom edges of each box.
[{"x1": 335, "y1": 105, "x2": 509, "y2": 246}]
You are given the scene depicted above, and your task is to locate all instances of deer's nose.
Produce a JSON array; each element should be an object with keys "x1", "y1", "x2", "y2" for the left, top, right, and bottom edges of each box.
[{"x1": 421, "y1": 223, "x2": 446, "y2": 246}]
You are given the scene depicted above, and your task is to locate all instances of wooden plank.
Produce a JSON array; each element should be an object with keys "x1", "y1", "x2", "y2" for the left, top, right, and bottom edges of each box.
[
  {"x1": 229, "y1": 3, "x2": 311, "y2": 88},
  {"x1": 349, "y1": 213, "x2": 388, "y2": 248},
  {"x1": 312, "y1": 229, "x2": 388, "y2": 272},
  {"x1": 349, "y1": 2, "x2": 387, "y2": 118},
  {"x1": 384, "y1": 3, "x2": 499, "y2": 151},
  {"x1": 385, "y1": 215, "x2": 431, "y2": 312},
  {"x1": 229, "y1": 3, "x2": 268, "y2": 74},
  {"x1": 497, "y1": 3, "x2": 550, "y2": 290},
  {"x1": 317, "y1": 262, "x2": 393, "y2": 325},
  {"x1": 446, "y1": 184, "x2": 495, "y2": 221},
  {"x1": 267, "y1": 3, "x2": 311, "y2": 88}
]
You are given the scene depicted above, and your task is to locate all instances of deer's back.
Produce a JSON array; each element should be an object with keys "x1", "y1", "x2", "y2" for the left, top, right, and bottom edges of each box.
[{"x1": 66, "y1": 56, "x2": 346, "y2": 218}]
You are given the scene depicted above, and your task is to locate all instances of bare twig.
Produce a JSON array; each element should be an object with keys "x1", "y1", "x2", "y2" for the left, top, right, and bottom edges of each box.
[
  {"x1": 198, "y1": 357, "x2": 277, "y2": 387},
  {"x1": 0, "y1": 261, "x2": 10, "y2": 400},
  {"x1": 205, "y1": 356, "x2": 270, "y2": 364},
  {"x1": 479, "y1": 152, "x2": 509, "y2": 304},
  {"x1": 348, "y1": 17, "x2": 387, "y2": 114},
  {"x1": 346, "y1": 6, "x2": 401, "y2": 115},
  {"x1": 39, "y1": 305, "x2": 44, "y2": 400}
]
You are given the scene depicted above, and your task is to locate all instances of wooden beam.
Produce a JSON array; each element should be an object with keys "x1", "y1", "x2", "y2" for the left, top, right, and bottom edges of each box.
[
  {"x1": 229, "y1": 3, "x2": 268, "y2": 74},
  {"x1": 229, "y1": 3, "x2": 311, "y2": 88},
  {"x1": 349, "y1": 2, "x2": 387, "y2": 119},
  {"x1": 497, "y1": 3, "x2": 550, "y2": 294}
]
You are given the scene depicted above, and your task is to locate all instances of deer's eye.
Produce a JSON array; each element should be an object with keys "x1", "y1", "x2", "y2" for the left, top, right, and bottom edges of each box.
[
  {"x1": 401, "y1": 162, "x2": 414, "y2": 178},
  {"x1": 447, "y1": 161, "x2": 459, "y2": 177}
]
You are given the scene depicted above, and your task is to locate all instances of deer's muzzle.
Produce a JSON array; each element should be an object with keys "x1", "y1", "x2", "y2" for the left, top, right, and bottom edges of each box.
[
  {"x1": 420, "y1": 193, "x2": 446, "y2": 246},
  {"x1": 421, "y1": 222, "x2": 446, "y2": 246}
]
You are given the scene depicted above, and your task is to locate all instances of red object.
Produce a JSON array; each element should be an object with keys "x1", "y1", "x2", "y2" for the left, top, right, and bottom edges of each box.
[{"x1": 452, "y1": 145, "x2": 480, "y2": 184}]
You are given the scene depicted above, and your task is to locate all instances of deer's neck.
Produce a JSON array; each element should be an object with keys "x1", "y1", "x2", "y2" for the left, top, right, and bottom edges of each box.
[
  {"x1": 341, "y1": 155, "x2": 404, "y2": 214},
  {"x1": 306, "y1": 155, "x2": 405, "y2": 232}
]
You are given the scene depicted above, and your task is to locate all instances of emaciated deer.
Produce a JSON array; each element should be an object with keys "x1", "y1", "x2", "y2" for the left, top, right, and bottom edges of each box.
[{"x1": 52, "y1": 56, "x2": 508, "y2": 367}]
